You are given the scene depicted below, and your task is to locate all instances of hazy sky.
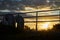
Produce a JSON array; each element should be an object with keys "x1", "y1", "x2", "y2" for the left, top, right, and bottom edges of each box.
[{"x1": 0, "y1": 0, "x2": 60, "y2": 15}]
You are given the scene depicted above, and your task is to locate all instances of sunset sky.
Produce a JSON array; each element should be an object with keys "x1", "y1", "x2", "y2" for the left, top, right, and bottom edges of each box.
[{"x1": 0, "y1": 0, "x2": 60, "y2": 31}]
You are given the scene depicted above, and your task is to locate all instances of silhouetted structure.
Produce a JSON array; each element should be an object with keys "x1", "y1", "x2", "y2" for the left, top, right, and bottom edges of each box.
[
  {"x1": 0, "y1": 14, "x2": 15, "y2": 32},
  {"x1": 2, "y1": 14, "x2": 15, "y2": 27},
  {"x1": 16, "y1": 14, "x2": 24, "y2": 32},
  {"x1": 0, "y1": 13, "x2": 24, "y2": 32}
]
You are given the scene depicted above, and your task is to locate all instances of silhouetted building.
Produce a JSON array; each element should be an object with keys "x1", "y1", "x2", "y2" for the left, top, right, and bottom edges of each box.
[
  {"x1": 2, "y1": 14, "x2": 15, "y2": 26},
  {"x1": 1, "y1": 14, "x2": 15, "y2": 32}
]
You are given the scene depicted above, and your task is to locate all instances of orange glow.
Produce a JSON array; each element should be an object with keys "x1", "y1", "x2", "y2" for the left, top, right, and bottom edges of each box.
[
  {"x1": 24, "y1": 16, "x2": 59, "y2": 31},
  {"x1": 24, "y1": 22, "x2": 60, "y2": 31},
  {"x1": 39, "y1": 7, "x2": 51, "y2": 10},
  {"x1": 18, "y1": 6, "x2": 52, "y2": 13},
  {"x1": 16, "y1": 6, "x2": 60, "y2": 31},
  {"x1": 40, "y1": 22, "x2": 50, "y2": 30},
  {"x1": 38, "y1": 22, "x2": 53, "y2": 31},
  {"x1": 38, "y1": 22, "x2": 60, "y2": 31}
]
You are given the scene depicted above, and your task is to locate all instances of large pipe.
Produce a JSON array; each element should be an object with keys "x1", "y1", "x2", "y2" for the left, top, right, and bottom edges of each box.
[
  {"x1": 16, "y1": 14, "x2": 24, "y2": 32},
  {"x1": 1, "y1": 14, "x2": 15, "y2": 32}
]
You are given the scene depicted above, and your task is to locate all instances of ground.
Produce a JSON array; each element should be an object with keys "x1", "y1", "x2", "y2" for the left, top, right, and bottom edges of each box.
[{"x1": 0, "y1": 31, "x2": 60, "y2": 40}]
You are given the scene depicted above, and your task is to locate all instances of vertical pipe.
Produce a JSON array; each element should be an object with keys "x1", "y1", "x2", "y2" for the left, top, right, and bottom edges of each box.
[{"x1": 36, "y1": 11, "x2": 38, "y2": 31}]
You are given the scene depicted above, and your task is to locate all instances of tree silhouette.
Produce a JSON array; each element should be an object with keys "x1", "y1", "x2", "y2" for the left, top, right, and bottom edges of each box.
[{"x1": 53, "y1": 23, "x2": 60, "y2": 30}]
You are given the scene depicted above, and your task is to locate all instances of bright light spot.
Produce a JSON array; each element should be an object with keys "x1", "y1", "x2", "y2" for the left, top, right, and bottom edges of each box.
[
  {"x1": 46, "y1": 0, "x2": 50, "y2": 3},
  {"x1": 25, "y1": 22, "x2": 59, "y2": 31},
  {"x1": 15, "y1": 22, "x2": 17, "y2": 28},
  {"x1": 38, "y1": 22, "x2": 54, "y2": 31},
  {"x1": 41, "y1": 22, "x2": 50, "y2": 30},
  {"x1": 25, "y1": 7, "x2": 36, "y2": 11},
  {"x1": 40, "y1": 7, "x2": 51, "y2": 10}
]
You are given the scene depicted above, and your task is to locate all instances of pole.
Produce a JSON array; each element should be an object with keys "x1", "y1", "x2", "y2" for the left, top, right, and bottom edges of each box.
[{"x1": 36, "y1": 12, "x2": 38, "y2": 31}]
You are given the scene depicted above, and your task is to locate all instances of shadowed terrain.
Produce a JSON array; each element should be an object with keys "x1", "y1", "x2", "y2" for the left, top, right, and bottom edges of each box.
[{"x1": 0, "y1": 23, "x2": 60, "y2": 40}]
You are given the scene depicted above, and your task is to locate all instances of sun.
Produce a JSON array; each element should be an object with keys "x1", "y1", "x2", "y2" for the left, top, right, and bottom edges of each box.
[{"x1": 41, "y1": 22, "x2": 50, "y2": 30}]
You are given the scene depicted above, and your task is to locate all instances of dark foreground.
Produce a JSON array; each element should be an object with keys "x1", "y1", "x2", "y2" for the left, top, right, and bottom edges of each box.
[
  {"x1": 0, "y1": 30, "x2": 60, "y2": 40},
  {"x1": 0, "y1": 24, "x2": 60, "y2": 40}
]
